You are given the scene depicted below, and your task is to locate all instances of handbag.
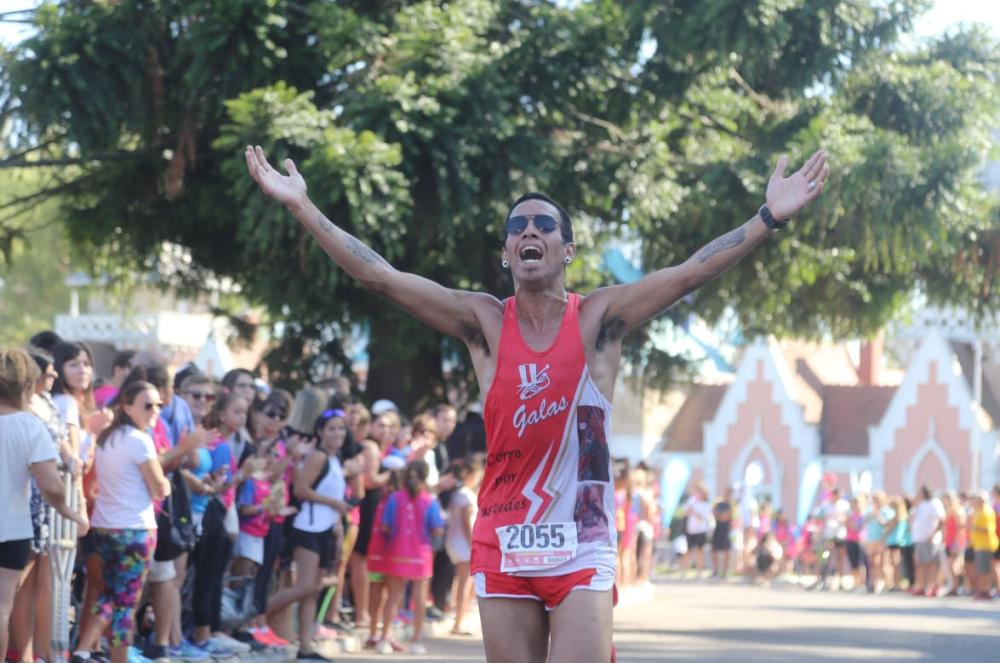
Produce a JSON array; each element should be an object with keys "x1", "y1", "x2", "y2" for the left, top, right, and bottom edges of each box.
[{"x1": 154, "y1": 470, "x2": 197, "y2": 561}]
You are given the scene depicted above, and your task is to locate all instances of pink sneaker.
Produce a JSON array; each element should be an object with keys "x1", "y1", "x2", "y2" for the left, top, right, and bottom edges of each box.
[{"x1": 314, "y1": 625, "x2": 339, "y2": 641}]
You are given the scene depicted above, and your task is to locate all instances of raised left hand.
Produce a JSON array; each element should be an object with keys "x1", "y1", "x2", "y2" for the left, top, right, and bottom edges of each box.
[{"x1": 766, "y1": 149, "x2": 830, "y2": 221}]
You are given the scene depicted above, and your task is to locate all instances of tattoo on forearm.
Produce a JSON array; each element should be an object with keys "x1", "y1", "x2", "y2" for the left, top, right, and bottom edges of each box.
[
  {"x1": 461, "y1": 322, "x2": 491, "y2": 357},
  {"x1": 596, "y1": 316, "x2": 626, "y2": 352},
  {"x1": 695, "y1": 226, "x2": 747, "y2": 263},
  {"x1": 346, "y1": 236, "x2": 388, "y2": 266},
  {"x1": 317, "y1": 214, "x2": 337, "y2": 236}
]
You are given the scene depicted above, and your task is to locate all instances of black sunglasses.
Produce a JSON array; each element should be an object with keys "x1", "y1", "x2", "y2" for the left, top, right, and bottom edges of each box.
[
  {"x1": 185, "y1": 391, "x2": 215, "y2": 402},
  {"x1": 262, "y1": 408, "x2": 286, "y2": 420},
  {"x1": 144, "y1": 402, "x2": 163, "y2": 411},
  {"x1": 505, "y1": 214, "x2": 559, "y2": 236}
]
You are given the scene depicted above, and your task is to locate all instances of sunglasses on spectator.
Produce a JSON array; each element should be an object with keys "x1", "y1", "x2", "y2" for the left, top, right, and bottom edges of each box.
[
  {"x1": 144, "y1": 402, "x2": 163, "y2": 411},
  {"x1": 185, "y1": 390, "x2": 215, "y2": 402},
  {"x1": 505, "y1": 214, "x2": 558, "y2": 236},
  {"x1": 262, "y1": 408, "x2": 286, "y2": 420},
  {"x1": 321, "y1": 408, "x2": 346, "y2": 419}
]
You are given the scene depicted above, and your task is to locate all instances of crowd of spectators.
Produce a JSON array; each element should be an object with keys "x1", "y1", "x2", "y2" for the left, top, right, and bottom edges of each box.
[
  {"x1": 667, "y1": 480, "x2": 1000, "y2": 600},
  {"x1": 1, "y1": 331, "x2": 491, "y2": 662}
]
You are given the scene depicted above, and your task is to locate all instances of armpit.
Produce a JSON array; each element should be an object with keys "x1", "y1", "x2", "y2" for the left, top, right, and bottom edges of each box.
[
  {"x1": 595, "y1": 316, "x2": 625, "y2": 352},
  {"x1": 462, "y1": 321, "x2": 491, "y2": 357}
]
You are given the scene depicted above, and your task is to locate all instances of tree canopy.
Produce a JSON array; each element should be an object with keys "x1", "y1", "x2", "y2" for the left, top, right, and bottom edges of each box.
[{"x1": 2, "y1": 0, "x2": 998, "y2": 410}]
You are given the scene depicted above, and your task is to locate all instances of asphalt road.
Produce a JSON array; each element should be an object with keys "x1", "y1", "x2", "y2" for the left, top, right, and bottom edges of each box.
[{"x1": 325, "y1": 578, "x2": 1000, "y2": 662}]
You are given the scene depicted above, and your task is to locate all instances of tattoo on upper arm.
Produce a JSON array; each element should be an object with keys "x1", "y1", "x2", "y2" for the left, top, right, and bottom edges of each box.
[
  {"x1": 461, "y1": 322, "x2": 491, "y2": 357},
  {"x1": 596, "y1": 316, "x2": 625, "y2": 352},
  {"x1": 346, "y1": 236, "x2": 388, "y2": 266},
  {"x1": 695, "y1": 226, "x2": 747, "y2": 263}
]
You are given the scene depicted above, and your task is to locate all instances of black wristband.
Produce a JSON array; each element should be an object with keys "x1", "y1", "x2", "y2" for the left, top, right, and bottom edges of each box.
[{"x1": 758, "y1": 204, "x2": 790, "y2": 231}]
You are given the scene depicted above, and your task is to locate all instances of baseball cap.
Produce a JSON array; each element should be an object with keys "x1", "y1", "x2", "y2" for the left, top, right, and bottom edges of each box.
[{"x1": 371, "y1": 399, "x2": 398, "y2": 416}]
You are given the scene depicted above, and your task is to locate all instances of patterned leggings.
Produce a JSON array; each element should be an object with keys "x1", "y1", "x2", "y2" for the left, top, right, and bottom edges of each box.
[{"x1": 90, "y1": 528, "x2": 156, "y2": 646}]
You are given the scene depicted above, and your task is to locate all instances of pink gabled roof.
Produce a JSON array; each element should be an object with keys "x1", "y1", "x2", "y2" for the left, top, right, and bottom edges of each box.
[
  {"x1": 777, "y1": 340, "x2": 861, "y2": 424},
  {"x1": 820, "y1": 385, "x2": 897, "y2": 455},
  {"x1": 660, "y1": 384, "x2": 727, "y2": 453}
]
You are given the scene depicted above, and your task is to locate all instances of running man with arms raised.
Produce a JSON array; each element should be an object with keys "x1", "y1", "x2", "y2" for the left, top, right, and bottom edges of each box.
[{"x1": 245, "y1": 145, "x2": 829, "y2": 663}]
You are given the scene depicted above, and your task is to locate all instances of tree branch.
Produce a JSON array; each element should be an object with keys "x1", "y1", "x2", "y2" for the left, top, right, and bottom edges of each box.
[
  {"x1": 566, "y1": 103, "x2": 628, "y2": 142},
  {"x1": 0, "y1": 151, "x2": 152, "y2": 169},
  {"x1": 0, "y1": 140, "x2": 60, "y2": 163},
  {"x1": 728, "y1": 67, "x2": 781, "y2": 113},
  {"x1": 0, "y1": 175, "x2": 92, "y2": 215}
]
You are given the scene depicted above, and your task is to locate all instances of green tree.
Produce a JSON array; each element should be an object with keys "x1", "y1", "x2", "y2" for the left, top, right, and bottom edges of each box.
[
  {"x1": 0, "y1": 168, "x2": 72, "y2": 346},
  {"x1": 2, "y1": 0, "x2": 997, "y2": 409}
]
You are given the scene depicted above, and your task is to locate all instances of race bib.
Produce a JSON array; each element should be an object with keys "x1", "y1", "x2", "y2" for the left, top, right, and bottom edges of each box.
[{"x1": 496, "y1": 521, "x2": 578, "y2": 572}]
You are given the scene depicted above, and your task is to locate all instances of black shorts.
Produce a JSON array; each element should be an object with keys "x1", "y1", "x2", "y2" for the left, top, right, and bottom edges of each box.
[
  {"x1": 686, "y1": 532, "x2": 707, "y2": 550},
  {"x1": 290, "y1": 527, "x2": 340, "y2": 571},
  {"x1": 994, "y1": 545, "x2": 1000, "y2": 561},
  {"x1": 845, "y1": 541, "x2": 862, "y2": 569},
  {"x1": 0, "y1": 538, "x2": 32, "y2": 571},
  {"x1": 965, "y1": 547, "x2": 976, "y2": 564},
  {"x1": 355, "y1": 489, "x2": 382, "y2": 556},
  {"x1": 711, "y1": 525, "x2": 731, "y2": 551}
]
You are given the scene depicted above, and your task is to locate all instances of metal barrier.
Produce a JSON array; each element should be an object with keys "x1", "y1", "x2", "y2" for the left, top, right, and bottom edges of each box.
[{"x1": 47, "y1": 470, "x2": 80, "y2": 661}]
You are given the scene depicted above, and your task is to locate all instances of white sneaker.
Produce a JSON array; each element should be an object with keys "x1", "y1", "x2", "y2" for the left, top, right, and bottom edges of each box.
[
  {"x1": 409, "y1": 642, "x2": 427, "y2": 655},
  {"x1": 210, "y1": 634, "x2": 252, "y2": 654},
  {"x1": 376, "y1": 640, "x2": 394, "y2": 655}
]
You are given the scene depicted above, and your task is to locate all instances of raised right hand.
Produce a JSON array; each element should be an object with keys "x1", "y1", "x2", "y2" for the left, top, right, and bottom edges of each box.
[
  {"x1": 245, "y1": 145, "x2": 307, "y2": 208},
  {"x1": 179, "y1": 426, "x2": 219, "y2": 450}
]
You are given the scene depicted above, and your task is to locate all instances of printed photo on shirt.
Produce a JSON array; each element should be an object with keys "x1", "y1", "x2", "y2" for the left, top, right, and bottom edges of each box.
[
  {"x1": 574, "y1": 481, "x2": 611, "y2": 543},
  {"x1": 577, "y1": 405, "x2": 610, "y2": 482}
]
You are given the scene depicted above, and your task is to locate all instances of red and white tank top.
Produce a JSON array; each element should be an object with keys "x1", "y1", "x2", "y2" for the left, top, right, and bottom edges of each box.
[{"x1": 471, "y1": 294, "x2": 616, "y2": 578}]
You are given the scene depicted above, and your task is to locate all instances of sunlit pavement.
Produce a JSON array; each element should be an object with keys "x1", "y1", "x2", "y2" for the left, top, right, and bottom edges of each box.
[{"x1": 296, "y1": 577, "x2": 999, "y2": 662}]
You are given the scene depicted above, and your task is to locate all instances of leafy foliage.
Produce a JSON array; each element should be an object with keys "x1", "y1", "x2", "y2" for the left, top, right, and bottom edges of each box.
[{"x1": 1, "y1": 0, "x2": 997, "y2": 407}]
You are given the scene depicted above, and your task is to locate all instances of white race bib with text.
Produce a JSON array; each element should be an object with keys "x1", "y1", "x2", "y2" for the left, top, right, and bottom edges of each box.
[{"x1": 496, "y1": 521, "x2": 578, "y2": 572}]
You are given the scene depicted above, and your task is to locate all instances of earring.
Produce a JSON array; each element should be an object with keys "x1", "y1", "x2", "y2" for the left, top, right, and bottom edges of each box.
[
  {"x1": 565, "y1": 257, "x2": 572, "y2": 264},
  {"x1": 502, "y1": 260, "x2": 509, "y2": 268}
]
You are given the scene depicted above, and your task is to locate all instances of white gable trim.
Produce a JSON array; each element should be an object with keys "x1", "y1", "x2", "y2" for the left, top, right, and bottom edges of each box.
[
  {"x1": 869, "y1": 329, "x2": 978, "y2": 490},
  {"x1": 902, "y1": 420, "x2": 958, "y2": 494},
  {"x1": 703, "y1": 337, "x2": 820, "y2": 499},
  {"x1": 729, "y1": 418, "x2": 785, "y2": 509}
]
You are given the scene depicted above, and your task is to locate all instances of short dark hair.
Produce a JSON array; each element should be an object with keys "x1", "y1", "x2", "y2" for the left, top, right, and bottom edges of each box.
[
  {"x1": 222, "y1": 368, "x2": 254, "y2": 390},
  {"x1": 112, "y1": 350, "x2": 136, "y2": 370},
  {"x1": 121, "y1": 364, "x2": 170, "y2": 393},
  {"x1": 29, "y1": 331, "x2": 62, "y2": 353},
  {"x1": 506, "y1": 192, "x2": 574, "y2": 245}
]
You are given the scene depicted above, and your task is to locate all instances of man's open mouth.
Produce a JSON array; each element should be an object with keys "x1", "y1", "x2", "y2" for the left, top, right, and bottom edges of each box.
[{"x1": 519, "y1": 246, "x2": 543, "y2": 263}]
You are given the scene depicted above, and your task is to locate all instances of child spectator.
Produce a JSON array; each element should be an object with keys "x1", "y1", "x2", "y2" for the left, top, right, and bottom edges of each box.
[
  {"x1": 844, "y1": 497, "x2": 866, "y2": 590},
  {"x1": 233, "y1": 451, "x2": 286, "y2": 647},
  {"x1": 376, "y1": 459, "x2": 444, "y2": 655},
  {"x1": 445, "y1": 458, "x2": 482, "y2": 635}
]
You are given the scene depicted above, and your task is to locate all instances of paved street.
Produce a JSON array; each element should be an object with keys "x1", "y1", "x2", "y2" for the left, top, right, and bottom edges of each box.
[{"x1": 327, "y1": 579, "x2": 1000, "y2": 662}]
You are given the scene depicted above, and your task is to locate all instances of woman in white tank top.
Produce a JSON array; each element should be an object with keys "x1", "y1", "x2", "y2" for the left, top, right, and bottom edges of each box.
[{"x1": 267, "y1": 410, "x2": 351, "y2": 661}]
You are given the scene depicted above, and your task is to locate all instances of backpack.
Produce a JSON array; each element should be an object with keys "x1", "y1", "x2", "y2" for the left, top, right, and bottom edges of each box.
[{"x1": 154, "y1": 470, "x2": 196, "y2": 561}]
